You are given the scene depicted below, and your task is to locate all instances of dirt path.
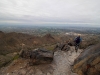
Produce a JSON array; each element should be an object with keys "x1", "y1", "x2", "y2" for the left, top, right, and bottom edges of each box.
[
  {"x1": 52, "y1": 46, "x2": 83, "y2": 75},
  {"x1": 0, "y1": 46, "x2": 83, "y2": 75}
]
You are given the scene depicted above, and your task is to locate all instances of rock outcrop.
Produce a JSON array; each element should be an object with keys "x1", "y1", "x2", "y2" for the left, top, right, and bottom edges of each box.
[
  {"x1": 54, "y1": 43, "x2": 70, "y2": 52},
  {"x1": 73, "y1": 43, "x2": 100, "y2": 75},
  {"x1": 20, "y1": 48, "x2": 54, "y2": 65}
]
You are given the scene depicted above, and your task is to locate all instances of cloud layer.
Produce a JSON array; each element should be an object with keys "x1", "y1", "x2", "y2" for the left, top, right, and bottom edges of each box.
[{"x1": 0, "y1": 0, "x2": 100, "y2": 26}]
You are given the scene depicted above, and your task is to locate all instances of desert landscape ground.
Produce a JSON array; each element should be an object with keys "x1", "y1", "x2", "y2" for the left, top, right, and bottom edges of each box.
[{"x1": 0, "y1": 25, "x2": 100, "y2": 75}]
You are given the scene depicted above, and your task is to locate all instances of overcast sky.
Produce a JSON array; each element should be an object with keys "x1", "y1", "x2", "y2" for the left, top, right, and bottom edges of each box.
[{"x1": 0, "y1": 0, "x2": 100, "y2": 26}]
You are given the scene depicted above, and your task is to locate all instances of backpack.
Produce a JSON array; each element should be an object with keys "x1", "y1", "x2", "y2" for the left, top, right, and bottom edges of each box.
[{"x1": 75, "y1": 37, "x2": 81, "y2": 43}]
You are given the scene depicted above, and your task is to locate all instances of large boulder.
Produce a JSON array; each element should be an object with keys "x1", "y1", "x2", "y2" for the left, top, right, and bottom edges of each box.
[
  {"x1": 20, "y1": 48, "x2": 53, "y2": 65},
  {"x1": 54, "y1": 43, "x2": 70, "y2": 52},
  {"x1": 72, "y1": 43, "x2": 100, "y2": 75}
]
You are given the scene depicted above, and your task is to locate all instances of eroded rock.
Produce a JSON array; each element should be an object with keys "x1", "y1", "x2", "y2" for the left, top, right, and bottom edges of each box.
[
  {"x1": 73, "y1": 43, "x2": 100, "y2": 75},
  {"x1": 54, "y1": 43, "x2": 70, "y2": 52},
  {"x1": 20, "y1": 48, "x2": 53, "y2": 65}
]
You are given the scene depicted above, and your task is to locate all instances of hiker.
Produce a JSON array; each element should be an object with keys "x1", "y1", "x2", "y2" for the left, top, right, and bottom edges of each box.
[{"x1": 74, "y1": 35, "x2": 82, "y2": 52}]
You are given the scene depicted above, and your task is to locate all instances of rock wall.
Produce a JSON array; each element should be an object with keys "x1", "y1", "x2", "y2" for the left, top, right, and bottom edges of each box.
[{"x1": 73, "y1": 43, "x2": 100, "y2": 75}]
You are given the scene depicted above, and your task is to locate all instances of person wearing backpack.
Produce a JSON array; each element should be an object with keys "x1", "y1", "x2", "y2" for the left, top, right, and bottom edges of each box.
[{"x1": 74, "y1": 35, "x2": 82, "y2": 52}]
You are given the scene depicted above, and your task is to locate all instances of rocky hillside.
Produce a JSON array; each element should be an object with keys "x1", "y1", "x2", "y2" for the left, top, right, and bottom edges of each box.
[
  {"x1": 0, "y1": 31, "x2": 100, "y2": 75},
  {"x1": 0, "y1": 46, "x2": 83, "y2": 75},
  {"x1": 0, "y1": 31, "x2": 60, "y2": 68},
  {"x1": 0, "y1": 31, "x2": 58, "y2": 55},
  {"x1": 72, "y1": 43, "x2": 100, "y2": 75},
  {"x1": 0, "y1": 41, "x2": 100, "y2": 75}
]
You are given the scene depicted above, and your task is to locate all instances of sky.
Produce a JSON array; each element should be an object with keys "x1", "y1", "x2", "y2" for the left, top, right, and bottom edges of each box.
[{"x1": 0, "y1": 0, "x2": 100, "y2": 27}]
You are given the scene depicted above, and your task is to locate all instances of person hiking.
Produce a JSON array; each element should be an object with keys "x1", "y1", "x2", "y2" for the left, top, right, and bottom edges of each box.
[{"x1": 74, "y1": 35, "x2": 82, "y2": 52}]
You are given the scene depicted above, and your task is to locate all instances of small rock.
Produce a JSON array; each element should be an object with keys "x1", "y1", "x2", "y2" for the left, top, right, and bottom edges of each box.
[
  {"x1": 47, "y1": 72, "x2": 51, "y2": 75},
  {"x1": 35, "y1": 69, "x2": 43, "y2": 75},
  {"x1": 7, "y1": 73, "x2": 9, "y2": 75},
  {"x1": 20, "y1": 69, "x2": 26, "y2": 75}
]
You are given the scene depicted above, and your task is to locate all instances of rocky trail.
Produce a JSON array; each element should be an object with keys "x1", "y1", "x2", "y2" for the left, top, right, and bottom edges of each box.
[
  {"x1": 0, "y1": 46, "x2": 83, "y2": 75},
  {"x1": 53, "y1": 47, "x2": 83, "y2": 75}
]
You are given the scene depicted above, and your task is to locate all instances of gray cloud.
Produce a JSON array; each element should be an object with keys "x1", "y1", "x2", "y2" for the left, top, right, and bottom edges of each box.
[{"x1": 0, "y1": 0, "x2": 100, "y2": 26}]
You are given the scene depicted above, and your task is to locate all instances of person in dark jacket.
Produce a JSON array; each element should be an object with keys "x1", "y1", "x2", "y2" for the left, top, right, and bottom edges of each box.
[{"x1": 74, "y1": 35, "x2": 82, "y2": 52}]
